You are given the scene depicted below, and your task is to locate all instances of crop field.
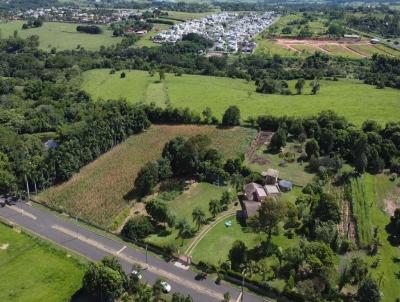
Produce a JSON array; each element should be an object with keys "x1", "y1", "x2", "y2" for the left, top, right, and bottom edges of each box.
[
  {"x1": 0, "y1": 223, "x2": 85, "y2": 302},
  {"x1": 82, "y1": 69, "x2": 400, "y2": 126},
  {"x1": 0, "y1": 21, "x2": 120, "y2": 51},
  {"x1": 259, "y1": 38, "x2": 400, "y2": 59},
  {"x1": 349, "y1": 176, "x2": 373, "y2": 248},
  {"x1": 35, "y1": 125, "x2": 256, "y2": 229}
]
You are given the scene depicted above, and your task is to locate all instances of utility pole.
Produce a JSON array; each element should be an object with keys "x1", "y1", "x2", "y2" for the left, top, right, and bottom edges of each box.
[{"x1": 145, "y1": 243, "x2": 148, "y2": 268}]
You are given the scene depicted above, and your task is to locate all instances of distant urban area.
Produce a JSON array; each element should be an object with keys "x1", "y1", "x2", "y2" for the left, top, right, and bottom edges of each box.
[{"x1": 153, "y1": 11, "x2": 276, "y2": 53}]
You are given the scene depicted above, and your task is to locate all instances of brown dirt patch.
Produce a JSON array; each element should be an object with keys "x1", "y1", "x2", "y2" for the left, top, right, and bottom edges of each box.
[{"x1": 246, "y1": 131, "x2": 273, "y2": 165}]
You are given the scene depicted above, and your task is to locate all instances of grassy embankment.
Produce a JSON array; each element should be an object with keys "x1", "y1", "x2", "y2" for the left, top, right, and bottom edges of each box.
[
  {"x1": 0, "y1": 223, "x2": 85, "y2": 302},
  {"x1": 0, "y1": 21, "x2": 120, "y2": 51},
  {"x1": 82, "y1": 69, "x2": 400, "y2": 126},
  {"x1": 36, "y1": 125, "x2": 256, "y2": 230}
]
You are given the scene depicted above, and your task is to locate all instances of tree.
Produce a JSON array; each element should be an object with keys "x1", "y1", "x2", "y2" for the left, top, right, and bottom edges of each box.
[
  {"x1": 121, "y1": 215, "x2": 154, "y2": 241},
  {"x1": 0, "y1": 151, "x2": 16, "y2": 194},
  {"x1": 269, "y1": 127, "x2": 287, "y2": 152},
  {"x1": 221, "y1": 292, "x2": 231, "y2": 302},
  {"x1": 222, "y1": 106, "x2": 240, "y2": 126},
  {"x1": 387, "y1": 208, "x2": 400, "y2": 245},
  {"x1": 295, "y1": 78, "x2": 305, "y2": 94},
  {"x1": 258, "y1": 198, "x2": 287, "y2": 240},
  {"x1": 209, "y1": 199, "x2": 222, "y2": 218},
  {"x1": 153, "y1": 279, "x2": 164, "y2": 302},
  {"x1": 313, "y1": 193, "x2": 341, "y2": 224},
  {"x1": 83, "y1": 261, "x2": 125, "y2": 301},
  {"x1": 120, "y1": 72, "x2": 126, "y2": 78},
  {"x1": 310, "y1": 79, "x2": 320, "y2": 95},
  {"x1": 159, "y1": 69, "x2": 165, "y2": 81},
  {"x1": 357, "y1": 278, "x2": 381, "y2": 302},
  {"x1": 305, "y1": 139, "x2": 320, "y2": 159},
  {"x1": 172, "y1": 293, "x2": 193, "y2": 302},
  {"x1": 177, "y1": 218, "x2": 194, "y2": 244},
  {"x1": 145, "y1": 199, "x2": 174, "y2": 227},
  {"x1": 345, "y1": 257, "x2": 369, "y2": 285},
  {"x1": 202, "y1": 107, "x2": 213, "y2": 124},
  {"x1": 228, "y1": 240, "x2": 248, "y2": 270},
  {"x1": 134, "y1": 161, "x2": 159, "y2": 197},
  {"x1": 192, "y1": 207, "x2": 206, "y2": 230}
]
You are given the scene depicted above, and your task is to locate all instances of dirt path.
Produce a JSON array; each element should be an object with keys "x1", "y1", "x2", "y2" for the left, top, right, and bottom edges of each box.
[{"x1": 246, "y1": 131, "x2": 273, "y2": 165}]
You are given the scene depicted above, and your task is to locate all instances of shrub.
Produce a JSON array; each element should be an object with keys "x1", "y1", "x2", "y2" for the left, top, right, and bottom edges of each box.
[{"x1": 121, "y1": 215, "x2": 154, "y2": 241}]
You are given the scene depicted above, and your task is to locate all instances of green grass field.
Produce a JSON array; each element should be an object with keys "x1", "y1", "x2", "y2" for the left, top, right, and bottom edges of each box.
[
  {"x1": 0, "y1": 223, "x2": 85, "y2": 302},
  {"x1": 254, "y1": 39, "x2": 298, "y2": 57},
  {"x1": 145, "y1": 183, "x2": 228, "y2": 250},
  {"x1": 82, "y1": 69, "x2": 400, "y2": 126},
  {"x1": 36, "y1": 125, "x2": 256, "y2": 229},
  {"x1": 357, "y1": 174, "x2": 400, "y2": 302},
  {"x1": 349, "y1": 176, "x2": 373, "y2": 248},
  {"x1": 0, "y1": 21, "x2": 120, "y2": 51},
  {"x1": 191, "y1": 215, "x2": 300, "y2": 266}
]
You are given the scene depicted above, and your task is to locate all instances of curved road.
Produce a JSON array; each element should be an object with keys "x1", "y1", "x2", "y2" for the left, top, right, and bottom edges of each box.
[{"x1": 0, "y1": 201, "x2": 270, "y2": 302}]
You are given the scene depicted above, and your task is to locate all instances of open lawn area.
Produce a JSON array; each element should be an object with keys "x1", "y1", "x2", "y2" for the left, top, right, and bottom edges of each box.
[
  {"x1": 191, "y1": 215, "x2": 300, "y2": 266},
  {"x1": 0, "y1": 223, "x2": 85, "y2": 302},
  {"x1": 82, "y1": 69, "x2": 400, "y2": 126},
  {"x1": 0, "y1": 21, "x2": 120, "y2": 51},
  {"x1": 35, "y1": 125, "x2": 256, "y2": 230},
  {"x1": 145, "y1": 183, "x2": 229, "y2": 251}
]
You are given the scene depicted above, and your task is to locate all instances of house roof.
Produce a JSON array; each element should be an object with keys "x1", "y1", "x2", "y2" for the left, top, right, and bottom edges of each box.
[
  {"x1": 256, "y1": 187, "x2": 267, "y2": 197},
  {"x1": 264, "y1": 185, "x2": 280, "y2": 195},
  {"x1": 279, "y1": 180, "x2": 293, "y2": 189},
  {"x1": 243, "y1": 200, "x2": 261, "y2": 217},
  {"x1": 262, "y1": 168, "x2": 279, "y2": 178}
]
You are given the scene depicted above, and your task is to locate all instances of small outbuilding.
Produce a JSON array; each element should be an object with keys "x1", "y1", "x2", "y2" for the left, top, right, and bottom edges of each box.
[
  {"x1": 263, "y1": 168, "x2": 279, "y2": 184},
  {"x1": 278, "y1": 180, "x2": 293, "y2": 192},
  {"x1": 370, "y1": 38, "x2": 380, "y2": 44},
  {"x1": 264, "y1": 184, "x2": 280, "y2": 195}
]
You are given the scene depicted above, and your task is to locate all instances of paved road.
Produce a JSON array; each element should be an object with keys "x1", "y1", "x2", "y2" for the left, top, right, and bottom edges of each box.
[{"x1": 0, "y1": 201, "x2": 269, "y2": 302}]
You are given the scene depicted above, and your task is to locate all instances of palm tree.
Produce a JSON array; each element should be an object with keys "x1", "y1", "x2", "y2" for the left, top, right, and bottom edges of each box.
[
  {"x1": 177, "y1": 218, "x2": 192, "y2": 246},
  {"x1": 192, "y1": 207, "x2": 206, "y2": 230},
  {"x1": 209, "y1": 199, "x2": 221, "y2": 218},
  {"x1": 230, "y1": 173, "x2": 244, "y2": 193}
]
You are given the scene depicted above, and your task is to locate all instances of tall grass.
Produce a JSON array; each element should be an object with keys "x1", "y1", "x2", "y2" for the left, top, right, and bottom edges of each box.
[{"x1": 348, "y1": 176, "x2": 373, "y2": 248}]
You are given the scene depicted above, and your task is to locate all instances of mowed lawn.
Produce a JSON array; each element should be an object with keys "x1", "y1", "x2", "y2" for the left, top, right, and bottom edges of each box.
[
  {"x1": 82, "y1": 69, "x2": 400, "y2": 126},
  {"x1": 146, "y1": 183, "x2": 227, "y2": 250},
  {"x1": 191, "y1": 215, "x2": 300, "y2": 266},
  {"x1": 36, "y1": 125, "x2": 256, "y2": 229},
  {"x1": 0, "y1": 223, "x2": 85, "y2": 302},
  {"x1": 0, "y1": 21, "x2": 120, "y2": 51}
]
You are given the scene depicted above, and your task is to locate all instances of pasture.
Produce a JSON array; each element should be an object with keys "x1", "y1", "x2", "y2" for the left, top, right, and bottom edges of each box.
[
  {"x1": 0, "y1": 21, "x2": 120, "y2": 51},
  {"x1": 35, "y1": 125, "x2": 256, "y2": 229},
  {"x1": 0, "y1": 223, "x2": 85, "y2": 302},
  {"x1": 82, "y1": 69, "x2": 400, "y2": 126}
]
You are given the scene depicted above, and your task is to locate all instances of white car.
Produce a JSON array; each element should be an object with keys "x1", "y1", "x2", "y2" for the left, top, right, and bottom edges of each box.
[
  {"x1": 160, "y1": 281, "x2": 171, "y2": 293},
  {"x1": 131, "y1": 270, "x2": 142, "y2": 280}
]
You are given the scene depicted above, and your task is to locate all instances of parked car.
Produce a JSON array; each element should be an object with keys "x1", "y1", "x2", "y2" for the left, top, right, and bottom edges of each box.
[
  {"x1": 160, "y1": 281, "x2": 171, "y2": 293},
  {"x1": 131, "y1": 270, "x2": 142, "y2": 280},
  {"x1": 0, "y1": 200, "x2": 5, "y2": 208}
]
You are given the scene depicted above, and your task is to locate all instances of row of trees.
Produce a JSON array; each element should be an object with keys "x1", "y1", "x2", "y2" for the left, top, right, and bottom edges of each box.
[{"x1": 83, "y1": 256, "x2": 193, "y2": 302}]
